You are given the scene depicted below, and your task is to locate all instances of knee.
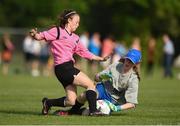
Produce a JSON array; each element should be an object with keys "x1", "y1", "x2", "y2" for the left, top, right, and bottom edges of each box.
[
  {"x1": 87, "y1": 84, "x2": 96, "y2": 91},
  {"x1": 65, "y1": 98, "x2": 76, "y2": 106}
]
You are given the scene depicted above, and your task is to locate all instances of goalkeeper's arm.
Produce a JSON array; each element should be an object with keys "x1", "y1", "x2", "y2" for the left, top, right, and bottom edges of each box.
[
  {"x1": 105, "y1": 100, "x2": 136, "y2": 112},
  {"x1": 118, "y1": 103, "x2": 136, "y2": 111}
]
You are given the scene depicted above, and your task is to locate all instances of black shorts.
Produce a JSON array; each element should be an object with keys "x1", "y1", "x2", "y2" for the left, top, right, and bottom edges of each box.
[{"x1": 54, "y1": 61, "x2": 80, "y2": 88}]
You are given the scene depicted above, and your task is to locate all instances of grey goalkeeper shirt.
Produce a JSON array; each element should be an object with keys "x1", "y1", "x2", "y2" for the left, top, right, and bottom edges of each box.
[{"x1": 97, "y1": 62, "x2": 139, "y2": 105}]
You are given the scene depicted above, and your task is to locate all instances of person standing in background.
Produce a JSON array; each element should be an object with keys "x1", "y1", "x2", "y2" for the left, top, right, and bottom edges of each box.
[
  {"x1": 131, "y1": 37, "x2": 141, "y2": 72},
  {"x1": 146, "y1": 37, "x2": 156, "y2": 76},
  {"x1": 39, "y1": 41, "x2": 50, "y2": 76},
  {"x1": 0, "y1": 48, "x2": 1, "y2": 65},
  {"x1": 1, "y1": 33, "x2": 14, "y2": 75},
  {"x1": 78, "y1": 31, "x2": 90, "y2": 72},
  {"x1": 112, "y1": 41, "x2": 127, "y2": 63},
  {"x1": 88, "y1": 32, "x2": 102, "y2": 72},
  {"x1": 80, "y1": 31, "x2": 89, "y2": 49},
  {"x1": 23, "y1": 34, "x2": 34, "y2": 74},
  {"x1": 131, "y1": 37, "x2": 141, "y2": 51},
  {"x1": 101, "y1": 36, "x2": 115, "y2": 68},
  {"x1": 162, "y1": 34, "x2": 175, "y2": 78},
  {"x1": 23, "y1": 34, "x2": 41, "y2": 77}
]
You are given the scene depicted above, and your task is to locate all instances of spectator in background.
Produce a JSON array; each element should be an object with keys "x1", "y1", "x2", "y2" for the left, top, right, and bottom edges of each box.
[
  {"x1": 112, "y1": 41, "x2": 127, "y2": 63},
  {"x1": 88, "y1": 32, "x2": 101, "y2": 56},
  {"x1": 46, "y1": 53, "x2": 54, "y2": 76},
  {"x1": 131, "y1": 37, "x2": 141, "y2": 51},
  {"x1": 39, "y1": 41, "x2": 50, "y2": 76},
  {"x1": 162, "y1": 34, "x2": 174, "y2": 78},
  {"x1": 131, "y1": 37, "x2": 141, "y2": 72},
  {"x1": 30, "y1": 39, "x2": 41, "y2": 77},
  {"x1": 23, "y1": 34, "x2": 34, "y2": 73},
  {"x1": 88, "y1": 32, "x2": 101, "y2": 72},
  {"x1": 23, "y1": 34, "x2": 41, "y2": 76},
  {"x1": 0, "y1": 48, "x2": 1, "y2": 65},
  {"x1": 80, "y1": 31, "x2": 89, "y2": 48},
  {"x1": 146, "y1": 37, "x2": 156, "y2": 76},
  {"x1": 101, "y1": 36, "x2": 115, "y2": 68},
  {"x1": 78, "y1": 31, "x2": 90, "y2": 72},
  {"x1": 1, "y1": 33, "x2": 14, "y2": 75}
]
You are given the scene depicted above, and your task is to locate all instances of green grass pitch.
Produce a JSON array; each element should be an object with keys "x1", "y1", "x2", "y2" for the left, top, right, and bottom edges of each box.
[{"x1": 0, "y1": 66, "x2": 180, "y2": 125}]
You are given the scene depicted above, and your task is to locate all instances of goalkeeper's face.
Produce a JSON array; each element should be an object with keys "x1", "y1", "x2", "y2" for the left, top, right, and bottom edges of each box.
[{"x1": 124, "y1": 58, "x2": 134, "y2": 70}]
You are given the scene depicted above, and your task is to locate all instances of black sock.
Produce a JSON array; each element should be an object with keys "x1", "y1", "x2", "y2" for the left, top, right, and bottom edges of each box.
[
  {"x1": 69, "y1": 100, "x2": 84, "y2": 114},
  {"x1": 46, "y1": 96, "x2": 66, "y2": 107},
  {"x1": 86, "y1": 90, "x2": 97, "y2": 113}
]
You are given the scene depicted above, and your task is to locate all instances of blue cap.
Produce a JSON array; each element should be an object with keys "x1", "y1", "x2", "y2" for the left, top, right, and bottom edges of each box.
[{"x1": 125, "y1": 49, "x2": 142, "y2": 64}]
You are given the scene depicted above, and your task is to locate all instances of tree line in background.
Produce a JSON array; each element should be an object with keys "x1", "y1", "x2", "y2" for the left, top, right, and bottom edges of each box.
[
  {"x1": 1, "y1": 0, "x2": 180, "y2": 37},
  {"x1": 0, "y1": 0, "x2": 180, "y2": 64}
]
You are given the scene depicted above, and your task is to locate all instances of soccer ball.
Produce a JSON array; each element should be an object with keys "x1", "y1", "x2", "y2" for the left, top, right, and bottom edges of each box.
[
  {"x1": 96, "y1": 100, "x2": 111, "y2": 115},
  {"x1": 81, "y1": 100, "x2": 111, "y2": 115}
]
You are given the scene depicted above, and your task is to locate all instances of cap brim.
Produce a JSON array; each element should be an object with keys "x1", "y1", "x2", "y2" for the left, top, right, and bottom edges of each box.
[{"x1": 125, "y1": 57, "x2": 136, "y2": 64}]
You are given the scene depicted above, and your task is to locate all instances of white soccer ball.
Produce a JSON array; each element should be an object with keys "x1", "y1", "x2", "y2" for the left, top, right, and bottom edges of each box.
[
  {"x1": 96, "y1": 100, "x2": 111, "y2": 115},
  {"x1": 81, "y1": 100, "x2": 111, "y2": 116}
]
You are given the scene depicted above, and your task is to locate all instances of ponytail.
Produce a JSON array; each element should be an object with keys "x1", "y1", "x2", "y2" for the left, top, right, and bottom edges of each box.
[{"x1": 133, "y1": 65, "x2": 141, "y2": 81}]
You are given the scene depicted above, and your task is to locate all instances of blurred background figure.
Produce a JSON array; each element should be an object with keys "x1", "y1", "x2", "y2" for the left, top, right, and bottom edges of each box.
[
  {"x1": 80, "y1": 31, "x2": 89, "y2": 49},
  {"x1": 131, "y1": 37, "x2": 141, "y2": 72},
  {"x1": 39, "y1": 41, "x2": 50, "y2": 76},
  {"x1": 1, "y1": 33, "x2": 14, "y2": 75},
  {"x1": 23, "y1": 34, "x2": 34, "y2": 74},
  {"x1": 88, "y1": 32, "x2": 101, "y2": 72},
  {"x1": 174, "y1": 55, "x2": 180, "y2": 80},
  {"x1": 78, "y1": 31, "x2": 90, "y2": 72},
  {"x1": 131, "y1": 37, "x2": 141, "y2": 51},
  {"x1": 146, "y1": 37, "x2": 156, "y2": 76},
  {"x1": 162, "y1": 34, "x2": 175, "y2": 78},
  {"x1": 0, "y1": 48, "x2": 1, "y2": 65},
  {"x1": 101, "y1": 35, "x2": 115, "y2": 68},
  {"x1": 112, "y1": 41, "x2": 127, "y2": 63},
  {"x1": 46, "y1": 54, "x2": 54, "y2": 76},
  {"x1": 30, "y1": 39, "x2": 41, "y2": 77},
  {"x1": 23, "y1": 34, "x2": 41, "y2": 76}
]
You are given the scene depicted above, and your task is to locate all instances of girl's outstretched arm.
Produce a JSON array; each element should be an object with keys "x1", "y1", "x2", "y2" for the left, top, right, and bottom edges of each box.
[
  {"x1": 92, "y1": 55, "x2": 111, "y2": 62},
  {"x1": 30, "y1": 28, "x2": 45, "y2": 41}
]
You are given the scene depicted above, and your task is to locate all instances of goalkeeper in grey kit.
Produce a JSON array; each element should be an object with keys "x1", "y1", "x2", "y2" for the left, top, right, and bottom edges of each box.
[{"x1": 63, "y1": 49, "x2": 141, "y2": 115}]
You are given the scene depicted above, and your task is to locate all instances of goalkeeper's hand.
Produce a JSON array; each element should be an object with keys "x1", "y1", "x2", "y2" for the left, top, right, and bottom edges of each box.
[
  {"x1": 104, "y1": 100, "x2": 121, "y2": 112},
  {"x1": 99, "y1": 72, "x2": 112, "y2": 82}
]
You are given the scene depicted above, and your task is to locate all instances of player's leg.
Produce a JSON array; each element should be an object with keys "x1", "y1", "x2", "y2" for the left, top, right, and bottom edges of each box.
[
  {"x1": 73, "y1": 71, "x2": 100, "y2": 115},
  {"x1": 68, "y1": 91, "x2": 86, "y2": 114},
  {"x1": 64, "y1": 85, "x2": 77, "y2": 106},
  {"x1": 42, "y1": 85, "x2": 77, "y2": 115}
]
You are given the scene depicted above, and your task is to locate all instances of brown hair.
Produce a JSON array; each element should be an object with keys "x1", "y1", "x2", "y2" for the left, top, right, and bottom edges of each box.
[
  {"x1": 58, "y1": 9, "x2": 78, "y2": 28},
  {"x1": 133, "y1": 65, "x2": 141, "y2": 81},
  {"x1": 119, "y1": 58, "x2": 141, "y2": 81}
]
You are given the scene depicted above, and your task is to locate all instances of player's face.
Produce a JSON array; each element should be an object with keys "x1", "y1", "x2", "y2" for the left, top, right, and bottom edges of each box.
[
  {"x1": 124, "y1": 58, "x2": 134, "y2": 70},
  {"x1": 68, "y1": 14, "x2": 80, "y2": 32}
]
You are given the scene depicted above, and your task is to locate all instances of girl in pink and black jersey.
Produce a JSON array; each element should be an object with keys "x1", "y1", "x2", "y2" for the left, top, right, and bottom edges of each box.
[{"x1": 30, "y1": 9, "x2": 109, "y2": 116}]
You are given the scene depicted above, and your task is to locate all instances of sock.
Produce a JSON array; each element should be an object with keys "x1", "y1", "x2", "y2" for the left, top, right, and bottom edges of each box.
[
  {"x1": 86, "y1": 90, "x2": 97, "y2": 113},
  {"x1": 69, "y1": 100, "x2": 84, "y2": 114},
  {"x1": 46, "y1": 96, "x2": 66, "y2": 107}
]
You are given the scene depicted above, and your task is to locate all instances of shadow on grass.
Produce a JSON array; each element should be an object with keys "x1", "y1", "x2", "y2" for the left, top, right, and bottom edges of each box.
[
  {"x1": 110, "y1": 112, "x2": 127, "y2": 116},
  {"x1": 0, "y1": 109, "x2": 41, "y2": 116},
  {"x1": 0, "y1": 108, "x2": 128, "y2": 117}
]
